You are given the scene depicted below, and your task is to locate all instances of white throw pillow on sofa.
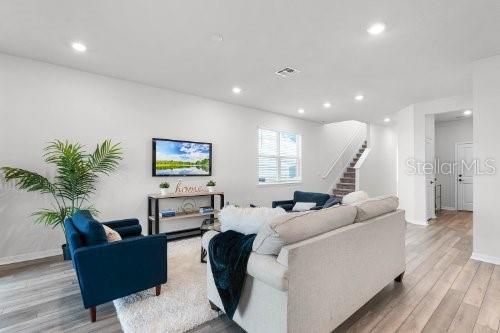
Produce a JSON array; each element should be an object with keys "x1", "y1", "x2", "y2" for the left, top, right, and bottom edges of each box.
[
  {"x1": 219, "y1": 205, "x2": 286, "y2": 235},
  {"x1": 292, "y1": 202, "x2": 316, "y2": 212},
  {"x1": 342, "y1": 191, "x2": 369, "y2": 205}
]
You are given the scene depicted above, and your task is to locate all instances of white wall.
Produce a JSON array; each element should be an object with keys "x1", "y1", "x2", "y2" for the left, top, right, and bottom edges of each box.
[
  {"x1": 396, "y1": 95, "x2": 473, "y2": 225},
  {"x1": 396, "y1": 105, "x2": 419, "y2": 224},
  {"x1": 0, "y1": 54, "x2": 363, "y2": 263},
  {"x1": 435, "y1": 118, "x2": 473, "y2": 209},
  {"x1": 357, "y1": 123, "x2": 397, "y2": 197},
  {"x1": 473, "y1": 55, "x2": 500, "y2": 264}
]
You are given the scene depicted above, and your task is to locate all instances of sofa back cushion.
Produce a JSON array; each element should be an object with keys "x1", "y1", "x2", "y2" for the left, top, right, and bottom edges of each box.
[
  {"x1": 293, "y1": 191, "x2": 331, "y2": 207},
  {"x1": 71, "y1": 210, "x2": 108, "y2": 246},
  {"x1": 253, "y1": 204, "x2": 357, "y2": 255},
  {"x1": 351, "y1": 195, "x2": 399, "y2": 222}
]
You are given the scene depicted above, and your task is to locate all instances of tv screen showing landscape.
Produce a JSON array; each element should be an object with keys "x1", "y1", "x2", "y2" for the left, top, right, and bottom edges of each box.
[{"x1": 152, "y1": 138, "x2": 212, "y2": 176}]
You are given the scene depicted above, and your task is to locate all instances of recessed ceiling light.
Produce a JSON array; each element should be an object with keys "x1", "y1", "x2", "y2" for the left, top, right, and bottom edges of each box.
[
  {"x1": 298, "y1": 108, "x2": 305, "y2": 114},
  {"x1": 323, "y1": 102, "x2": 331, "y2": 108},
  {"x1": 355, "y1": 94, "x2": 364, "y2": 101},
  {"x1": 367, "y1": 23, "x2": 386, "y2": 35},
  {"x1": 384, "y1": 117, "x2": 391, "y2": 123},
  {"x1": 232, "y1": 86, "x2": 242, "y2": 94},
  {"x1": 71, "y1": 42, "x2": 87, "y2": 52},
  {"x1": 463, "y1": 109, "x2": 472, "y2": 116}
]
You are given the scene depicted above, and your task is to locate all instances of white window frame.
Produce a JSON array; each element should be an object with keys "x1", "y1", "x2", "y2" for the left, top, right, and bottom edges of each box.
[{"x1": 257, "y1": 127, "x2": 302, "y2": 185}]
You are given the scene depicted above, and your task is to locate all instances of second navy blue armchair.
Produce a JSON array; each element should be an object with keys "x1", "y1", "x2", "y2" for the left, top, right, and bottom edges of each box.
[{"x1": 272, "y1": 191, "x2": 332, "y2": 211}]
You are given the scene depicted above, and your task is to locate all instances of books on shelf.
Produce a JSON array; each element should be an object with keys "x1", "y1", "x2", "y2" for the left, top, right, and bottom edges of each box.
[
  {"x1": 160, "y1": 209, "x2": 176, "y2": 218},
  {"x1": 199, "y1": 206, "x2": 214, "y2": 214}
]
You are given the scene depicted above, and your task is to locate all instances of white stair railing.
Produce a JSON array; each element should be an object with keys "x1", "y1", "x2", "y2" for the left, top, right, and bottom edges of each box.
[{"x1": 322, "y1": 124, "x2": 367, "y2": 193}]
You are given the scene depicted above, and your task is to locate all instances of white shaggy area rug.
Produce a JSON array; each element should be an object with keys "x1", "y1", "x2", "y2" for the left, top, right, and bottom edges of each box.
[{"x1": 113, "y1": 237, "x2": 218, "y2": 333}]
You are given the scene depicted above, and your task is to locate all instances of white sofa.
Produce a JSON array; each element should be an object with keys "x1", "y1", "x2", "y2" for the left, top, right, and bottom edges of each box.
[{"x1": 202, "y1": 208, "x2": 406, "y2": 333}]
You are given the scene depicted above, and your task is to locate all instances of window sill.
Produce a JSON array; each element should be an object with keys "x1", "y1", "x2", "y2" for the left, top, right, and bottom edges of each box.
[{"x1": 257, "y1": 181, "x2": 302, "y2": 187}]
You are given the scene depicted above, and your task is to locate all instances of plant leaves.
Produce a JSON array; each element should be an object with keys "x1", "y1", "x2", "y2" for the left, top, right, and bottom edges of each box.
[
  {"x1": 3, "y1": 139, "x2": 122, "y2": 227},
  {"x1": 87, "y1": 139, "x2": 123, "y2": 175},
  {"x1": 1, "y1": 167, "x2": 56, "y2": 194},
  {"x1": 32, "y1": 207, "x2": 71, "y2": 228}
]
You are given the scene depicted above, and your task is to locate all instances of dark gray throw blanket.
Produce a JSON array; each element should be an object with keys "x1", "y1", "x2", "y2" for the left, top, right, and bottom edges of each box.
[{"x1": 208, "y1": 230, "x2": 256, "y2": 319}]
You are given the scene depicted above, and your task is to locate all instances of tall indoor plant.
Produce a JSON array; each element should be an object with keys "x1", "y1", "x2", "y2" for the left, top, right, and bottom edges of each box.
[{"x1": 1, "y1": 139, "x2": 122, "y2": 259}]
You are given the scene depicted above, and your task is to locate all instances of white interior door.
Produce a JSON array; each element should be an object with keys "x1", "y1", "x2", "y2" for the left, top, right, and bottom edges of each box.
[
  {"x1": 456, "y1": 143, "x2": 473, "y2": 211},
  {"x1": 425, "y1": 138, "x2": 436, "y2": 219}
]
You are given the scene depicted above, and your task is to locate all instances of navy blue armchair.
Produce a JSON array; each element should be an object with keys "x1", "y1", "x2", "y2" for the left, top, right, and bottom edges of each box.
[
  {"x1": 64, "y1": 210, "x2": 167, "y2": 322},
  {"x1": 272, "y1": 191, "x2": 333, "y2": 211}
]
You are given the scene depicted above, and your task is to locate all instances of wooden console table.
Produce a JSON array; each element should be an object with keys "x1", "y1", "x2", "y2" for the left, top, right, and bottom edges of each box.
[{"x1": 147, "y1": 191, "x2": 224, "y2": 238}]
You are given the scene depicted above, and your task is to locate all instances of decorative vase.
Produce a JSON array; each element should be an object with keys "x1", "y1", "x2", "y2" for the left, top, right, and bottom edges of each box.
[
  {"x1": 62, "y1": 243, "x2": 71, "y2": 261},
  {"x1": 207, "y1": 186, "x2": 215, "y2": 193},
  {"x1": 160, "y1": 188, "x2": 169, "y2": 195}
]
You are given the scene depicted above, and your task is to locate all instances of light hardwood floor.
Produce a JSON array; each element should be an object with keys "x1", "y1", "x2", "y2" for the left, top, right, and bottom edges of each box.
[{"x1": 1, "y1": 211, "x2": 499, "y2": 333}]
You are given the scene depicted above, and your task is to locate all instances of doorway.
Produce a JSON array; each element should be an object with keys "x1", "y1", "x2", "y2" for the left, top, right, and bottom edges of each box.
[
  {"x1": 425, "y1": 137, "x2": 436, "y2": 219},
  {"x1": 433, "y1": 110, "x2": 473, "y2": 212},
  {"x1": 456, "y1": 142, "x2": 473, "y2": 211}
]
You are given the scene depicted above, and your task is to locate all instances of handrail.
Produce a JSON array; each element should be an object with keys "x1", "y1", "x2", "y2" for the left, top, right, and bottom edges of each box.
[{"x1": 322, "y1": 126, "x2": 364, "y2": 179}]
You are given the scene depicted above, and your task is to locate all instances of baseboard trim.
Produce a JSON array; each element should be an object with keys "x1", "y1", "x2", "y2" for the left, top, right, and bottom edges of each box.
[
  {"x1": 0, "y1": 248, "x2": 61, "y2": 266},
  {"x1": 471, "y1": 252, "x2": 500, "y2": 265},
  {"x1": 441, "y1": 207, "x2": 457, "y2": 211}
]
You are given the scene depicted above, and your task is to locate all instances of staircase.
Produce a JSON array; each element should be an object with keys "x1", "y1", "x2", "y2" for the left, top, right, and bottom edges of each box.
[{"x1": 332, "y1": 141, "x2": 367, "y2": 197}]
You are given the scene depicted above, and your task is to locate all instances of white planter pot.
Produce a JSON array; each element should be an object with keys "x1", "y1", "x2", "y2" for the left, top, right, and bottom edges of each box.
[
  {"x1": 207, "y1": 186, "x2": 215, "y2": 193},
  {"x1": 160, "y1": 188, "x2": 169, "y2": 195}
]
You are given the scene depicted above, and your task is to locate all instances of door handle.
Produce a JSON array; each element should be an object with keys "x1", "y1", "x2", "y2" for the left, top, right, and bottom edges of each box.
[
  {"x1": 430, "y1": 181, "x2": 434, "y2": 184},
  {"x1": 459, "y1": 179, "x2": 463, "y2": 182},
  {"x1": 459, "y1": 174, "x2": 462, "y2": 177}
]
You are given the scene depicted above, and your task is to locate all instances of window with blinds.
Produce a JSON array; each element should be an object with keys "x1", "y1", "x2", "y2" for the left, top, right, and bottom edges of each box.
[{"x1": 258, "y1": 128, "x2": 301, "y2": 184}]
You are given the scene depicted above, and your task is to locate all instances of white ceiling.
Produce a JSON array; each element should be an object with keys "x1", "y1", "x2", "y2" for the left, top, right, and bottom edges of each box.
[
  {"x1": 434, "y1": 110, "x2": 472, "y2": 123},
  {"x1": 1, "y1": 0, "x2": 499, "y2": 123}
]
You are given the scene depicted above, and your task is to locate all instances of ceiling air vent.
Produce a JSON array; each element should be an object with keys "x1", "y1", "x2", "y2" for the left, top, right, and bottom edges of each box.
[{"x1": 275, "y1": 67, "x2": 300, "y2": 78}]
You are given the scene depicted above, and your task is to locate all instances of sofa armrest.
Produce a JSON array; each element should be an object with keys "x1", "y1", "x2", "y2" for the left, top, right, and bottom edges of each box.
[
  {"x1": 102, "y1": 218, "x2": 139, "y2": 229},
  {"x1": 203, "y1": 231, "x2": 288, "y2": 291},
  {"x1": 73, "y1": 234, "x2": 167, "y2": 308},
  {"x1": 247, "y1": 253, "x2": 289, "y2": 291},
  {"x1": 272, "y1": 200, "x2": 294, "y2": 209}
]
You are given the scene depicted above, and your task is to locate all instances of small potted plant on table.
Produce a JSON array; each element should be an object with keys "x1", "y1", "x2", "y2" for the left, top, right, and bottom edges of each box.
[
  {"x1": 206, "y1": 180, "x2": 216, "y2": 193},
  {"x1": 159, "y1": 182, "x2": 170, "y2": 195}
]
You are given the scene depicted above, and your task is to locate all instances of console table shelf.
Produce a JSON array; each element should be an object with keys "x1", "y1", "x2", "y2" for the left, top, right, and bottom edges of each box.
[
  {"x1": 148, "y1": 191, "x2": 224, "y2": 199},
  {"x1": 147, "y1": 210, "x2": 220, "y2": 222},
  {"x1": 147, "y1": 191, "x2": 224, "y2": 238}
]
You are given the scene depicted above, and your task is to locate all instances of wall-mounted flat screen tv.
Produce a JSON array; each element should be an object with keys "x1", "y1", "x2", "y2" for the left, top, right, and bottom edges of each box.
[{"x1": 152, "y1": 138, "x2": 212, "y2": 176}]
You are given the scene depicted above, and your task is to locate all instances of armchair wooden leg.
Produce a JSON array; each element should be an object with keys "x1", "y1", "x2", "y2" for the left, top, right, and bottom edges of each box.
[
  {"x1": 155, "y1": 284, "x2": 161, "y2": 296},
  {"x1": 395, "y1": 271, "x2": 405, "y2": 283},
  {"x1": 89, "y1": 307, "x2": 96, "y2": 322}
]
